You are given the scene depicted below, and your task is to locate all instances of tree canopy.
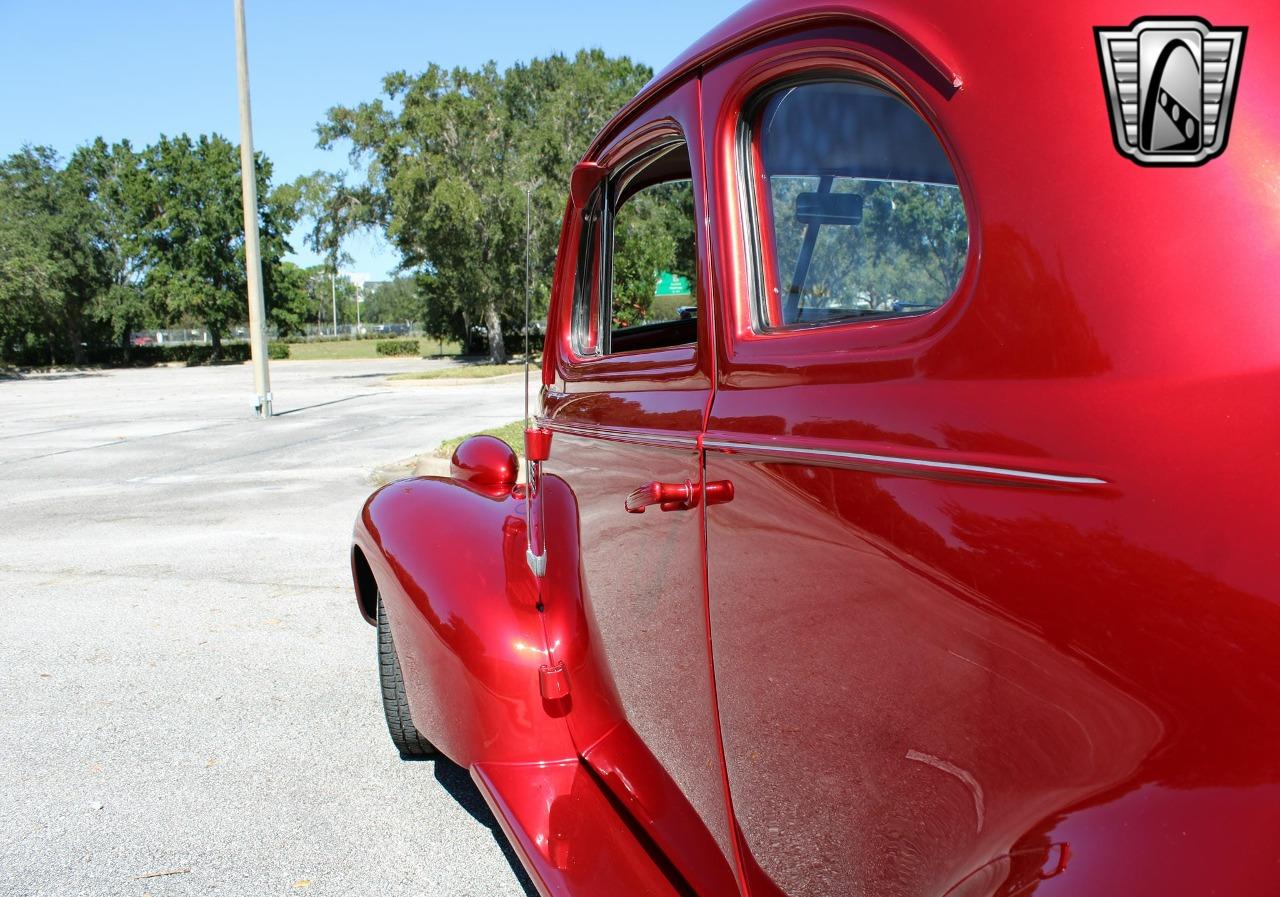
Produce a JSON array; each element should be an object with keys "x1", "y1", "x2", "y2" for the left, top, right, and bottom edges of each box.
[
  {"x1": 2, "y1": 48, "x2": 673, "y2": 366},
  {"x1": 0, "y1": 134, "x2": 298, "y2": 364},
  {"x1": 133, "y1": 134, "x2": 299, "y2": 349},
  {"x1": 0, "y1": 144, "x2": 122, "y2": 363},
  {"x1": 317, "y1": 49, "x2": 652, "y2": 362}
]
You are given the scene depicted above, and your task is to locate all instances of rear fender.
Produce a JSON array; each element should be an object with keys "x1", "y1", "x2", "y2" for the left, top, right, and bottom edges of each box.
[{"x1": 352, "y1": 475, "x2": 575, "y2": 767}]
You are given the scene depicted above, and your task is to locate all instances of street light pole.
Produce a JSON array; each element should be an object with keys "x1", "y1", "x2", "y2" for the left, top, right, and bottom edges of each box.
[
  {"x1": 330, "y1": 271, "x2": 337, "y2": 336},
  {"x1": 234, "y1": 0, "x2": 271, "y2": 418}
]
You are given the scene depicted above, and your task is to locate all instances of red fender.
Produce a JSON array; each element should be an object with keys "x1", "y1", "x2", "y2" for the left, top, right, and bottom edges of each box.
[
  {"x1": 353, "y1": 469, "x2": 737, "y2": 894},
  {"x1": 352, "y1": 475, "x2": 575, "y2": 767}
]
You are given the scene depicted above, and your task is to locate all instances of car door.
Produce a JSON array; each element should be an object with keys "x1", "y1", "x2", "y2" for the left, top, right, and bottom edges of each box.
[
  {"x1": 539, "y1": 77, "x2": 741, "y2": 897},
  {"x1": 700, "y1": 33, "x2": 1160, "y2": 897}
]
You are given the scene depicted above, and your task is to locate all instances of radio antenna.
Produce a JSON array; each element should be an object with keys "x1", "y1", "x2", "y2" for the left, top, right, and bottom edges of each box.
[
  {"x1": 522, "y1": 182, "x2": 536, "y2": 572},
  {"x1": 523, "y1": 183, "x2": 532, "y2": 431},
  {"x1": 522, "y1": 180, "x2": 548, "y2": 578}
]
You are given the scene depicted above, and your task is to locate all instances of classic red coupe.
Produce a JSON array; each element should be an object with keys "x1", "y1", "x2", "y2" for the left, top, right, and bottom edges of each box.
[{"x1": 351, "y1": 2, "x2": 1279, "y2": 895}]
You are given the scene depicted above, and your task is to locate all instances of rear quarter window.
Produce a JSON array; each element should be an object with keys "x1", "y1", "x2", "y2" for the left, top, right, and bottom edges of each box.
[{"x1": 742, "y1": 79, "x2": 969, "y2": 330}]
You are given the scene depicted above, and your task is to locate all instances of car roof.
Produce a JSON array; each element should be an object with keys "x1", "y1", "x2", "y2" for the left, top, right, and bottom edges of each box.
[{"x1": 583, "y1": 0, "x2": 963, "y2": 160}]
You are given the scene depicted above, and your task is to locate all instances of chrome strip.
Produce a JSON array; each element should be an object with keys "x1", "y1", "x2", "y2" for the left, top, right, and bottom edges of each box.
[
  {"x1": 538, "y1": 418, "x2": 699, "y2": 449},
  {"x1": 703, "y1": 439, "x2": 1106, "y2": 486}
]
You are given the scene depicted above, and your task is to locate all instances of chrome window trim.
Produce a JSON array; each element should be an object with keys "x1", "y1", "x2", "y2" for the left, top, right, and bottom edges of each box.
[
  {"x1": 536, "y1": 420, "x2": 1103, "y2": 487},
  {"x1": 537, "y1": 418, "x2": 699, "y2": 450},
  {"x1": 702, "y1": 438, "x2": 1107, "y2": 487}
]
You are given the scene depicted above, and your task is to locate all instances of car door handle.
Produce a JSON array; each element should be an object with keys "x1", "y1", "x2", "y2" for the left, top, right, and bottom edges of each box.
[
  {"x1": 625, "y1": 480, "x2": 734, "y2": 514},
  {"x1": 626, "y1": 480, "x2": 693, "y2": 513}
]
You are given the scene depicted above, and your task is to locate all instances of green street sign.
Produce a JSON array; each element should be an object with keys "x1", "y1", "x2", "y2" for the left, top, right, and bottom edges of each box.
[{"x1": 654, "y1": 271, "x2": 692, "y2": 297}]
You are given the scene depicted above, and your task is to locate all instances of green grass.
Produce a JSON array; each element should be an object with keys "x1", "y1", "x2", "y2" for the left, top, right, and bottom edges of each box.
[
  {"x1": 387, "y1": 363, "x2": 522, "y2": 381},
  {"x1": 417, "y1": 338, "x2": 464, "y2": 357},
  {"x1": 648, "y1": 294, "x2": 693, "y2": 321},
  {"x1": 287, "y1": 340, "x2": 403, "y2": 360},
  {"x1": 435, "y1": 419, "x2": 525, "y2": 458},
  {"x1": 285, "y1": 338, "x2": 463, "y2": 361}
]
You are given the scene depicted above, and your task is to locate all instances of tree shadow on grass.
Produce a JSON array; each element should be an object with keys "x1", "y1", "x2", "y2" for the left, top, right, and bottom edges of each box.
[{"x1": 403, "y1": 754, "x2": 539, "y2": 897}]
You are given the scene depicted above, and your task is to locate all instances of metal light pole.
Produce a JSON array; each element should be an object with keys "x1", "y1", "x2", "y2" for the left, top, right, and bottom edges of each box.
[
  {"x1": 234, "y1": 0, "x2": 271, "y2": 417},
  {"x1": 330, "y1": 271, "x2": 338, "y2": 336}
]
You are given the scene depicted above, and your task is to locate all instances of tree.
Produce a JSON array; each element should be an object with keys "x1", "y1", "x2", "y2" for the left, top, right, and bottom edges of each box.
[
  {"x1": 0, "y1": 145, "x2": 117, "y2": 364},
  {"x1": 72, "y1": 139, "x2": 155, "y2": 353},
  {"x1": 132, "y1": 133, "x2": 297, "y2": 352},
  {"x1": 363, "y1": 276, "x2": 421, "y2": 325},
  {"x1": 295, "y1": 170, "x2": 362, "y2": 277},
  {"x1": 0, "y1": 134, "x2": 300, "y2": 365},
  {"x1": 0, "y1": 182, "x2": 61, "y2": 364},
  {"x1": 505, "y1": 50, "x2": 656, "y2": 315},
  {"x1": 298, "y1": 264, "x2": 345, "y2": 333},
  {"x1": 323, "y1": 62, "x2": 519, "y2": 362},
  {"x1": 264, "y1": 261, "x2": 312, "y2": 337},
  {"x1": 318, "y1": 50, "x2": 652, "y2": 363}
]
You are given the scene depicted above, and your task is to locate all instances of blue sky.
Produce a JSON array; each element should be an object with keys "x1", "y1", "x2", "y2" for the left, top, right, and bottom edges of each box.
[{"x1": 0, "y1": 0, "x2": 742, "y2": 279}]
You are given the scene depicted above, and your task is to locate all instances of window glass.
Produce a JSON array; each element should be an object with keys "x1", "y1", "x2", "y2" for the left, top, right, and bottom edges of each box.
[
  {"x1": 609, "y1": 174, "x2": 697, "y2": 353},
  {"x1": 571, "y1": 142, "x2": 698, "y2": 357},
  {"x1": 747, "y1": 80, "x2": 969, "y2": 329},
  {"x1": 571, "y1": 195, "x2": 603, "y2": 357}
]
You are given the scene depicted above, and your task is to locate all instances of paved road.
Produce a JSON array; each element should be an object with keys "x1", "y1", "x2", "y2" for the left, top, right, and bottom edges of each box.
[{"x1": 0, "y1": 359, "x2": 536, "y2": 897}]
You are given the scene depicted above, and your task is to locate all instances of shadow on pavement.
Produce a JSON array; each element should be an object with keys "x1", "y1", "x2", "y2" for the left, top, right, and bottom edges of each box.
[
  {"x1": 408, "y1": 755, "x2": 539, "y2": 897},
  {"x1": 1, "y1": 369, "x2": 106, "y2": 381},
  {"x1": 271, "y1": 393, "x2": 383, "y2": 417}
]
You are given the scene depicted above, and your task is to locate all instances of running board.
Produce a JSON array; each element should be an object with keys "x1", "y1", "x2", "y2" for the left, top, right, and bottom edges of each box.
[{"x1": 472, "y1": 760, "x2": 684, "y2": 897}]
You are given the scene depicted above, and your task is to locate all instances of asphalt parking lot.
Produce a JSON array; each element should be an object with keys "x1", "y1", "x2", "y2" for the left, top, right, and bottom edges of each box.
[{"x1": 0, "y1": 359, "x2": 535, "y2": 897}]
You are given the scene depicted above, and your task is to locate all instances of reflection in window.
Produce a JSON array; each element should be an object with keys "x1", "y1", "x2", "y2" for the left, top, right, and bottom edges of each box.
[{"x1": 748, "y1": 80, "x2": 969, "y2": 329}]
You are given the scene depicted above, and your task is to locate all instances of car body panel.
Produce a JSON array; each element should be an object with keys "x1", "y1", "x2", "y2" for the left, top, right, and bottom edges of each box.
[
  {"x1": 694, "y1": 4, "x2": 1280, "y2": 895},
  {"x1": 354, "y1": 1, "x2": 1280, "y2": 895},
  {"x1": 353, "y1": 476, "x2": 574, "y2": 767},
  {"x1": 472, "y1": 760, "x2": 684, "y2": 897}
]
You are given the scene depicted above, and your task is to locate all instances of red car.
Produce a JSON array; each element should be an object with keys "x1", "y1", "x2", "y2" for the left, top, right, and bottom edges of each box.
[{"x1": 351, "y1": 2, "x2": 1280, "y2": 895}]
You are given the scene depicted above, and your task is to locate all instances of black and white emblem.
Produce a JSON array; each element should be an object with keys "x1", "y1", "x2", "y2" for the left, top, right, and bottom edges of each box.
[{"x1": 1095, "y1": 17, "x2": 1246, "y2": 166}]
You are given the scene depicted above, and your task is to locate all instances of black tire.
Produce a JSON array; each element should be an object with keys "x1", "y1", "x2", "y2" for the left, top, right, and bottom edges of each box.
[{"x1": 377, "y1": 594, "x2": 436, "y2": 757}]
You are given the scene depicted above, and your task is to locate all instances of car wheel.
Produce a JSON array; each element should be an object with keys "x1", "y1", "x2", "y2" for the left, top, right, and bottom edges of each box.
[{"x1": 377, "y1": 594, "x2": 436, "y2": 757}]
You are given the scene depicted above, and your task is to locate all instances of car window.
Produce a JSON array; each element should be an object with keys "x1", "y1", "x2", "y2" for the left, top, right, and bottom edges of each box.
[
  {"x1": 744, "y1": 80, "x2": 969, "y2": 330},
  {"x1": 572, "y1": 142, "x2": 698, "y2": 357},
  {"x1": 571, "y1": 194, "x2": 605, "y2": 357}
]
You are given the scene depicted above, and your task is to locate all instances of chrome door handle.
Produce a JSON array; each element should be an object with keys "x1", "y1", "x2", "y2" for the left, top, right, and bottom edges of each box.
[{"x1": 625, "y1": 480, "x2": 733, "y2": 514}]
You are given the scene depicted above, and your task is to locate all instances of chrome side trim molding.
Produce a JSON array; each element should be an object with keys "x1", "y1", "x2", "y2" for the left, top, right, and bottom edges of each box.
[
  {"x1": 537, "y1": 418, "x2": 699, "y2": 449},
  {"x1": 702, "y1": 438, "x2": 1107, "y2": 486}
]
